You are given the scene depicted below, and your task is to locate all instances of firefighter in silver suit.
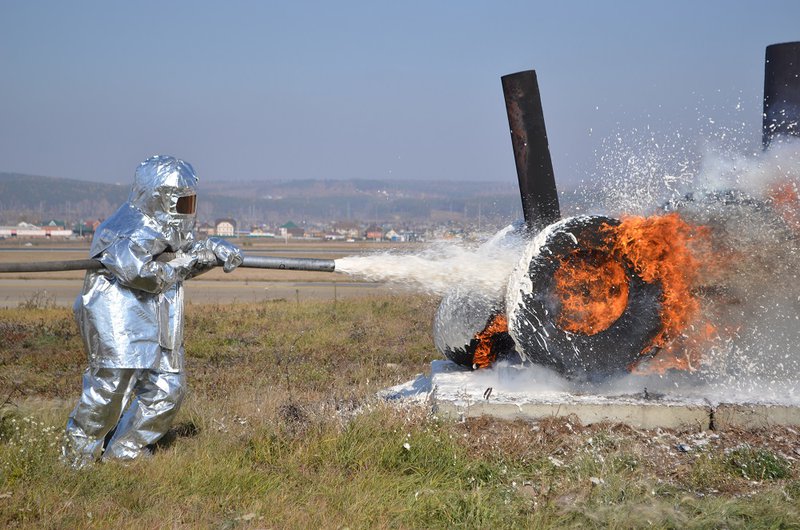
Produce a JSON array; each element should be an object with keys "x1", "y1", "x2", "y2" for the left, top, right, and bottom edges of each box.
[{"x1": 62, "y1": 155, "x2": 242, "y2": 467}]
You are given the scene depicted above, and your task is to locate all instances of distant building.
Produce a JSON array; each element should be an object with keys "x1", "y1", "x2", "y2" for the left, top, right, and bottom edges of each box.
[
  {"x1": 0, "y1": 221, "x2": 71, "y2": 239},
  {"x1": 279, "y1": 221, "x2": 305, "y2": 238},
  {"x1": 196, "y1": 222, "x2": 215, "y2": 237},
  {"x1": 248, "y1": 226, "x2": 275, "y2": 238},
  {"x1": 0, "y1": 222, "x2": 43, "y2": 238},
  {"x1": 215, "y1": 218, "x2": 237, "y2": 237},
  {"x1": 331, "y1": 221, "x2": 361, "y2": 240},
  {"x1": 384, "y1": 229, "x2": 400, "y2": 242},
  {"x1": 41, "y1": 220, "x2": 72, "y2": 238},
  {"x1": 365, "y1": 225, "x2": 383, "y2": 241},
  {"x1": 306, "y1": 228, "x2": 326, "y2": 239}
]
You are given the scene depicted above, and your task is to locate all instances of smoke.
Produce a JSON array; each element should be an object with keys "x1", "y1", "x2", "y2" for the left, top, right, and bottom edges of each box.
[
  {"x1": 665, "y1": 139, "x2": 800, "y2": 404},
  {"x1": 698, "y1": 140, "x2": 800, "y2": 195}
]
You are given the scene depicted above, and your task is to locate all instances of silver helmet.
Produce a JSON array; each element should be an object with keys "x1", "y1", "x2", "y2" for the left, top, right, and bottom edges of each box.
[{"x1": 129, "y1": 155, "x2": 198, "y2": 246}]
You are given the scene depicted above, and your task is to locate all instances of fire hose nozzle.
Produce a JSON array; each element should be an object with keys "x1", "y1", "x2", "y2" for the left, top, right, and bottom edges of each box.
[
  {"x1": 239, "y1": 255, "x2": 336, "y2": 272},
  {"x1": 0, "y1": 254, "x2": 337, "y2": 273}
]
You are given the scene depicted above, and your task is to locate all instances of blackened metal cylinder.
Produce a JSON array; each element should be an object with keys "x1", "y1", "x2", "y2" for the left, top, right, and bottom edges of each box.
[
  {"x1": 763, "y1": 41, "x2": 800, "y2": 148},
  {"x1": 501, "y1": 70, "x2": 561, "y2": 233}
]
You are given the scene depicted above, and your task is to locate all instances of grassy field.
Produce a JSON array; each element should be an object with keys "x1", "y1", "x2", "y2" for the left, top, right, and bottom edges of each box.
[{"x1": 1, "y1": 294, "x2": 799, "y2": 528}]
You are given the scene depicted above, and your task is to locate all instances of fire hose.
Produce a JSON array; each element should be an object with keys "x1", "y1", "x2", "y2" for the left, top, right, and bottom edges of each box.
[{"x1": 0, "y1": 254, "x2": 336, "y2": 273}]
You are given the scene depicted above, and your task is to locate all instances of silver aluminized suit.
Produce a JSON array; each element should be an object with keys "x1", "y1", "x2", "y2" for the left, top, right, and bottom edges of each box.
[{"x1": 63, "y1": 155, "x2": 242, "y2": 467}]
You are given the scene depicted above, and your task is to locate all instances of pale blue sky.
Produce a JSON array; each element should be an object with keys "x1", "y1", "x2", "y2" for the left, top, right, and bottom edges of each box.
[{"x1": 1, "y1": 1, "x2": 798, "y2": 187}]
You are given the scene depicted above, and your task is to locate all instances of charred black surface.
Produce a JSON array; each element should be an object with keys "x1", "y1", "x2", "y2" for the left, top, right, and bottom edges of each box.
[
  {"x1": 763, "y1": 41, "x2": 800, "y2": 148},
  {"x1": 439, "y1": 312, "x2": 519, "y2": 369},
  {"x1": 501, "y1": 70, "x2": 561, "y2": 233},
  {"x1": 510, "y1": 216, "x2": 663, "y2": 381}
]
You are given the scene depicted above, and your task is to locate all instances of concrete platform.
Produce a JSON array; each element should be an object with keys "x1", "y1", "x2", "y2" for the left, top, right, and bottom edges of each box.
[
  {"x1": 714, "y1": 404, "x2": 800, "y2": 429},
  {"x1": 383, "y1": 360, "x2": 800, "y2": 430}
]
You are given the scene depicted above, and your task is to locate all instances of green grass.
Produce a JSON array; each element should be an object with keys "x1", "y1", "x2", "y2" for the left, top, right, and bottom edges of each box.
[
  {"x1": 1, "y1": 295, "x2": 799, "y2": 528},
  {"x1": 726, "y1": 445, "x2": 792, "y2": 481}
]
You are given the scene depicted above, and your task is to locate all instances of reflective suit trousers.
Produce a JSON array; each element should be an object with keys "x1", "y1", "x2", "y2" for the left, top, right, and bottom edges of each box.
[{"x1": 63, "y1": 366, "x2": 186, "y2": 466}]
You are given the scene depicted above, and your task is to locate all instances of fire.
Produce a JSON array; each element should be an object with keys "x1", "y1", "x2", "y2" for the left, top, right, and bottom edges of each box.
[
  {"x1": 607, "y1": 213, "x2": 707, "y2": 348},
  {"x1": 472, "y1": 313, "x2": 508, "y2": 369},
  {"x1": 554, "y1": 249, "x2": 629, "y2": 334},
  {"x1": 604, "y1": 213, "x2": 710, "y2": 371},
  {"x1": 551, "y1": 212, "x2": 711, "y2": 373}
]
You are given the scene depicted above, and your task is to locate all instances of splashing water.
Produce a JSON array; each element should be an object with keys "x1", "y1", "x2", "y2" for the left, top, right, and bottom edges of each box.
[
  {"x1": 665, "y1": 139, "x2": 800, "y2": 404},
  {"x1": 340, "y1": 116, "x2": 800, "y2": 405},
  {"x1": 432, "y1": 119, "x2": 798, "y2": 404},
  {"x1": 571, "y1": 107, "x2": 760, "y2": 217}
]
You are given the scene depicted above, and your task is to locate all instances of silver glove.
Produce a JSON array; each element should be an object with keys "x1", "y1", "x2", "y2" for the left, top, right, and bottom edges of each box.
[
  {"x1": 165, "y1": 251, "x2": 198, "y2": 280},
  {"x1": 205, "y1": 237, "x2": 243, "y2": 273},
  {"x1": 191, "y1": 247, "x2": 218, "y2": 268}
]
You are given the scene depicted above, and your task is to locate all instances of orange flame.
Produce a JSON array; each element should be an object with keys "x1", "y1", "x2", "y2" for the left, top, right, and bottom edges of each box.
[
  {"x1": 551, "y1": 212, "x2": 711, "y2": 374},
  {"x1": 554, "y1": 249, "x2": 629, "y2": 335},
  {"x1": 603, "y1": 213, "x2": 708, "y2": 362},
  {"x1": 472, "y1": 313, "x2": 508, "y2": 369}
]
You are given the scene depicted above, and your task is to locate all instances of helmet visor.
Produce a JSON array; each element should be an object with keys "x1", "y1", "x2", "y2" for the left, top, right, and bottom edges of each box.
[{"x1": 176, "y1": 194, "x2": 197, "y2": 215}]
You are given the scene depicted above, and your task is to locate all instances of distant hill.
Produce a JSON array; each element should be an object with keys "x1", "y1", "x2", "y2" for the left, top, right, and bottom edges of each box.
[
  {"x1": 0, "y1": 172, "x2": 525, "y2": 228},
  {"x1": 0, "y1": 173, "x2": 128, "y2": 224}
]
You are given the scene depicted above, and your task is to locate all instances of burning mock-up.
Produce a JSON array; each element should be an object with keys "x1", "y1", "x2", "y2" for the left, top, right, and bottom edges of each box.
[
  {"x1": 432, "y1": 41, "x2": 800, "y2": 387},
  {"x1": 506, "y1": 212, "x2": 711, "y2": 381},
  {"x1": 62, "y1": 155, "x2": 243, "y2": 467}
]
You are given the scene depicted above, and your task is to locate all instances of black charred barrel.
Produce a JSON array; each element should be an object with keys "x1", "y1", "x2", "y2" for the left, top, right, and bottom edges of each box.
[
  {"x1": 433, "y1": 293, "x2": 517, "y2": 369},
  {"x1": 764, "y1": 42, "x2": 800, "y2": 148},
  {"x1": 502, "y1": 70, "x2": 561, "y2": 233},
  {"x1": 507, "y1": 215, "x2": 663, "y2": 381}
]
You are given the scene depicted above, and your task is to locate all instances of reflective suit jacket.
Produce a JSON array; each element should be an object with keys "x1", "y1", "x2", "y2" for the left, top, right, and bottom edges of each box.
[{"x1": 74, "y1": 156, "x2": 206, "y2": 372}]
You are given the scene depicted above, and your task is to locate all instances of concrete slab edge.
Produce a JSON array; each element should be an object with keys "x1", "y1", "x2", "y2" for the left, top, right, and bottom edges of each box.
[{"x1": 433, "y1": 399, "x2": 800, "y2": 430}]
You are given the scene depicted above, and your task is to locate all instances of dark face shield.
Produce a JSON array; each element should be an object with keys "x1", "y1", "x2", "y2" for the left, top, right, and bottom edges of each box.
[{"x1": 176, "y1": 194, "x2": 197, "y2": 215}]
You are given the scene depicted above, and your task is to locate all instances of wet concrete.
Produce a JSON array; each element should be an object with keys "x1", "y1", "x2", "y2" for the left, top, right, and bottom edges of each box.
[{"x1": 383, "y1": 361, "x2": 800, "y2": 430}]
